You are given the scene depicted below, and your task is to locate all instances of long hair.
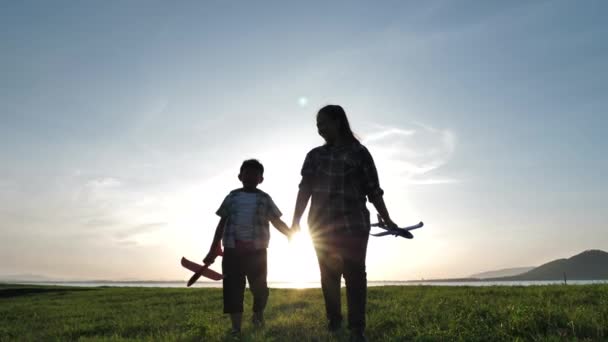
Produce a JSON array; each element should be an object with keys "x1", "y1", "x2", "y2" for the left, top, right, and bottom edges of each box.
[{"x1": 317, "y1": 105, "x2": 359, "y2": 143}]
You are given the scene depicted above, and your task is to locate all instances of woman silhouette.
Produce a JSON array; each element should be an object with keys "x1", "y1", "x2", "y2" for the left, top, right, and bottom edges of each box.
[{"x1": 291, "y1": 105, "x2": 399, "y2": 341}]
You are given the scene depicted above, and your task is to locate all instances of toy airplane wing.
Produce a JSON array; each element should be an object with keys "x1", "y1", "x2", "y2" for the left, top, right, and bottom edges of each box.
[{"x1": 370, "y1": 230, "x2": 394, "y2": 237}]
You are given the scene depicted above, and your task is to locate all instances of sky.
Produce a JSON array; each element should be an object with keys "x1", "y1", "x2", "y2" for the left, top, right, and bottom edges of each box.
[{"x1": 1, "y1": 0, "x2": 607, "y2": 282}]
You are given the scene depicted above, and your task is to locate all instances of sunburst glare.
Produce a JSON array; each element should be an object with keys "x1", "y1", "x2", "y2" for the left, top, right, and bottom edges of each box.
[{"x1": 268, "y1": 224, "x2": 320, "y2": 285}]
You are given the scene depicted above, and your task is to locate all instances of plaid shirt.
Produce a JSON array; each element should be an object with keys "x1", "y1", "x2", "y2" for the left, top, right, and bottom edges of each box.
[
  {"x1": 299, "y1": 142, "x2": 384, "y2": 236},
  {"x1": 216, "y1": 188, "x2": 282, "y2": 249}
]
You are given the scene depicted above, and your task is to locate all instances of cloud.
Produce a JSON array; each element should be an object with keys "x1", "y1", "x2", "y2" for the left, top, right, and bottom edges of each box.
[
  {"x1": 72, "y1": 177, "x2": 172, "y2": 242},
  {"x1": 85, "y1": 177, "x2": 122, "y2": 189},
  {"x1": 114, "y1": 222, "x2": 167, "y2": 240},
  {"x1": 87, "y1": 177, "x2": 121, "y2": 188},
  {"x1": 362, "y1": 127, "x2": 416, "y2": 143},
  {"x1": 83, "y1": 217, "x2": 118, "y2": 228},
  {"x1": 407, "y1": 178, "x2": 460, "y2": 185},
  {"x1": 362, "y1": 123, "x2": 459, "y2": 185}
]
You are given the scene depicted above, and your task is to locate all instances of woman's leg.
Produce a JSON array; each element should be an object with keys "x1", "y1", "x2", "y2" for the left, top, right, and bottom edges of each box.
[
  {"x1": 314, "y1": 239, "x2": 343, "y2": 329},
  {"x1": 342, "y1": 234, "x2": 369, "y2": 334}
]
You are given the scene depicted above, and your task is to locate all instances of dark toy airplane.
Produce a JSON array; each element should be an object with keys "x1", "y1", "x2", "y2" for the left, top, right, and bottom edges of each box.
[{"x1": 370, "y1": 215, "x2": 424, "y2": 239}]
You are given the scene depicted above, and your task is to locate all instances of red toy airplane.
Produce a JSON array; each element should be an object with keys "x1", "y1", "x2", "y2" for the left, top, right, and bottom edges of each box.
[{"x1": 181, "y1": 245, "x2": 224, "y2": 286}]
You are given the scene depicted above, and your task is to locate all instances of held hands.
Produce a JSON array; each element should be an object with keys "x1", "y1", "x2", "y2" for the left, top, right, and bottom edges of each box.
[
  {"x1": 286, "y1": 228, "x2": 294, "y2": 242},
  {"x1": 282, "y1": 226, "x2": 295, "y2": 242},
  {"x1": 291, "y1": 221, "x2": 301, "y2": 233},
  {"x1": 288, "y1": 221, "x2": 301, "y2": 243}
]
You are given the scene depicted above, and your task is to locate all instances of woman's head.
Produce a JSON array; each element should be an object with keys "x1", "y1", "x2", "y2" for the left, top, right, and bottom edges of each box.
[{"x1": 316, "y1": 105, "x2": 359, "y2": 145}]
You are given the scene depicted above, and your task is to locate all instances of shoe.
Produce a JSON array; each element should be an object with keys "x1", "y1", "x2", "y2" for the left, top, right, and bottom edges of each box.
[
  {"x1": 251, "y1": 312, "x2": 265, "y2": 328},
  {"x1": 229, "y1": 329, "x2": 241, "y2": 340}
]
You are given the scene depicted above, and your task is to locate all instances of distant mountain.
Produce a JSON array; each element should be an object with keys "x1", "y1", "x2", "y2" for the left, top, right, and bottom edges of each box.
[
  {"x1": 413, "y1": 249, "x2": 608, "y2": 283},
  {"x1": 499, "y1": 250, "x2": 608, "y2": 281},
  {"x1": 470, "y1": 267, "x2": 534, "y2": 279}
]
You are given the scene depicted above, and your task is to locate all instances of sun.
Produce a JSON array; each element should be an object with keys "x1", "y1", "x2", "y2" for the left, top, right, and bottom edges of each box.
[{"x1": 268, "y1": 226, "x2": 320, "y2": 285}]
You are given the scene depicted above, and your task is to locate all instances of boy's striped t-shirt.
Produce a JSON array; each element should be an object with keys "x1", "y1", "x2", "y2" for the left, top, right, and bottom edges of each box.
[
  {"x1": 216, "y1": 188, "x2": 282, "y2": 249},
  {"x1": 230, "y1": 192, "x2": 257, "y2": 241}
]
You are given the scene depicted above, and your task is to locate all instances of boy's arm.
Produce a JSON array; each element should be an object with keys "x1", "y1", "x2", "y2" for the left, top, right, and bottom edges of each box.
[
  {"x1": 291, "y1": 188, "x2": 311, "y2": 232},
  {"x1": 203, "y1": 216, "x2": 227, "y2": 264},
  {"x1": 270, "y1": 217, "x2": 291, "y2": 239}
]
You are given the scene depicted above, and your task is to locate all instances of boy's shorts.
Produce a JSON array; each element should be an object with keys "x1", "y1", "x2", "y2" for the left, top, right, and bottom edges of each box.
[{"x1": 222, "y1": 247, "x2": 269, "y2": 314}]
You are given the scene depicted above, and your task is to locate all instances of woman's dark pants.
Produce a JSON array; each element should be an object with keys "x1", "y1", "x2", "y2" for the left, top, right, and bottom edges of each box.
[{"x1": 313, "y1": 233, "x2": 369, "y2": 333}]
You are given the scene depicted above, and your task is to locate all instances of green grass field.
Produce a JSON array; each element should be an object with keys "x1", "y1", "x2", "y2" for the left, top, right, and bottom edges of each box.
[{"x1": 1, "y1": 283, "x2": 607, "y2": 341}]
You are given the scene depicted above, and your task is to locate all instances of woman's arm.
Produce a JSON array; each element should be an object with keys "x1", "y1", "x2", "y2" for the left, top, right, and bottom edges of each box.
[
  {"x1": 370, "y1": 195, "x2": 397, "y2": 228},
  {"x1": 291, "y1": 188, "x2": 312, "y2": 232},
  {"x1": 293, "y1": 150, "x2": 315, "y2": 232},
  {"x1": 361, "y1": 146, "x2": 398, "y2": 227}
]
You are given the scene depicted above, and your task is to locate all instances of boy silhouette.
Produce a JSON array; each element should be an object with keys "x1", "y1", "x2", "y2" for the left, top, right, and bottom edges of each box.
[{"x1": 204, "y1": 159, "x2": 291, "y2": 336}]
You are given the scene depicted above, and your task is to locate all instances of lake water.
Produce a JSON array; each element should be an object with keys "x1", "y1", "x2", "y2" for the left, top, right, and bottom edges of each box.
[{"x1": 9, "y1": 280, "x2": 607, "y2": 288}]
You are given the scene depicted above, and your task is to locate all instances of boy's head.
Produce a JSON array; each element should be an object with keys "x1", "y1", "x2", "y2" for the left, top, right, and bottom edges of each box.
[{"x1": 239, "y1": 159, "x2": 264, "y2": 189}]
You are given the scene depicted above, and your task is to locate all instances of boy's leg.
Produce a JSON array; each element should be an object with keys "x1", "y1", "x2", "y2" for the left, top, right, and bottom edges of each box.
[
  {"x1": 222, "y1": 249, "x2": 246, "y2": 331},
  {"x1": 246, "y1": 249, "x2": 269, "y2": 321},
  {"x1": 342, "y1": 234, "x2": 369, "y2": 335},
  {"x1": 229, "y1": 313, "x2": 242, "y2": 334},
  {"x1": 314, "y1": 239, "x2": 343, "y2": 330}
]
